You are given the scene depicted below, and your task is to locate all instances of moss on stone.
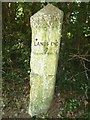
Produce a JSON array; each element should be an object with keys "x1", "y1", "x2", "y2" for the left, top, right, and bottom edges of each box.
[
  {"x1": 29, "y1": 74, "x2": 55, "y2": 116},
  {"x1": 29, "y1": 4, "x2": 63, "y2": 116}
]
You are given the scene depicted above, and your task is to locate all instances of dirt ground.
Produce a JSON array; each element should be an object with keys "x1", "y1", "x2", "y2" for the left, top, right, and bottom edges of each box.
[{"x1": 2, "y1": 79, "x2": 89, "y2": 119}]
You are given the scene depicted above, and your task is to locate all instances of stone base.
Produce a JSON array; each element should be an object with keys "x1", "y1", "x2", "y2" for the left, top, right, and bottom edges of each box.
[{"x1": 28, "y1": 73, "x2": 56, "y2": 116}]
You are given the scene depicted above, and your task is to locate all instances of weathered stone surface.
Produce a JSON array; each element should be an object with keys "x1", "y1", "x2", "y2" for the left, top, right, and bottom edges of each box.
[
  {"x1": 30, "y1": 3, "x2": 63, "y2": 54},
  {"x1": 30, "y1": 53, "x2": 59, "y2": 75},
  {"x1": 29, "y1": 73, "x2": 56, "y2": 116},
  {"x1": 29, "y1": 4, "x2": 63, "y2": 117},
  {"x1": 30, "y1": 4, "x2": 63, "y2": 29},
  {"x1": 31, "y1": 28, "x2": 62, "y2": 54}
]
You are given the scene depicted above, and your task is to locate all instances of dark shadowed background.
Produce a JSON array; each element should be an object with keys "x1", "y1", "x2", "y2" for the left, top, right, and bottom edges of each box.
[{"x1": 2, "y1": 2, "x2": 90, "y2": 118}]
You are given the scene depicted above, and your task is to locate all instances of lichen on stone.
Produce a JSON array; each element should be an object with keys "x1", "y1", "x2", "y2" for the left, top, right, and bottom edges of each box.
[{"x1": 29, "y1": 4, "x2": 63, "y2": 117}]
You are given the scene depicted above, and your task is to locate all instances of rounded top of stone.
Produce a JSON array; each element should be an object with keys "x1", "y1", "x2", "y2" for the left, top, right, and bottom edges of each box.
[{"x1": 30, "y1": 4, "x2": 63, "y2": 20}]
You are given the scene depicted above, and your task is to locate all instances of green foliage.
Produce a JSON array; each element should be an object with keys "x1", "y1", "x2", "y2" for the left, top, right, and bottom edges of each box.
[
  {"x1": 58, "y1": 98, "x2": 88, "y2": 118},
  {"x1": 55, "y1": 2, "x2": 90, "y2": 97},
  {"x1": 2, "y1": 2, "x2": 90, "y2": 118}
]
